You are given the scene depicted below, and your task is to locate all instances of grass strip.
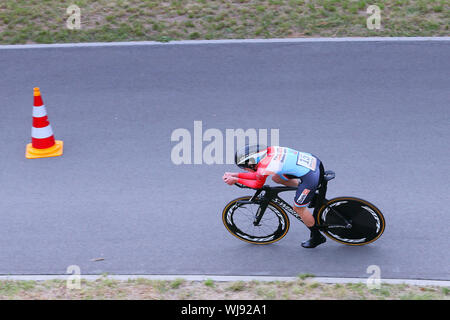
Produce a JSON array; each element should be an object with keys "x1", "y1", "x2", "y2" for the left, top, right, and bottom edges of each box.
[
  {"x1": 0, "y1": 0, "x2": 448, "y2": 44},
  {"x1": 1, "y1": 276, "x2": 449, "y2": 300}
]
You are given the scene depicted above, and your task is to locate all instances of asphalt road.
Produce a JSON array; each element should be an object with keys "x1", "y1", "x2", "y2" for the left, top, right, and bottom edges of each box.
[{"x1": 0, "y1": 39, "x2": 449, "y2": 280}]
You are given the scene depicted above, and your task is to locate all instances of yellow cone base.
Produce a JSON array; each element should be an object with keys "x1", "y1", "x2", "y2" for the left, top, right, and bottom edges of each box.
[{"x1": 26, "y1": 140, "x2": 64, "y2": 159}]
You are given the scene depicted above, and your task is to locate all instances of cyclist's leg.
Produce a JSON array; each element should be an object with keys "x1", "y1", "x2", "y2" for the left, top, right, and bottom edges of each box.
[
  {"x1": 294, "y1": 206, "x2": 314, "y2": 227},
  {"x1": 293, "y1": 162, "x2": 321, "y2": 227},
  {"x1": 293, "y1": 160, "x2": 326, "y2": 248}
]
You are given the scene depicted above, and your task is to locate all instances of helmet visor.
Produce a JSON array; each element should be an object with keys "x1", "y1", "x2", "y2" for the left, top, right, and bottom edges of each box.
[{"x1": 235, "y1": 144, "x2": 267, "y2": 169}]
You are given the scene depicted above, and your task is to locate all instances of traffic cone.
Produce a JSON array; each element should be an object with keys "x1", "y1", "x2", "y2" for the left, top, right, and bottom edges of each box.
[{"x1": 25, "y1": 87, "x2": 63, "y2": 159}]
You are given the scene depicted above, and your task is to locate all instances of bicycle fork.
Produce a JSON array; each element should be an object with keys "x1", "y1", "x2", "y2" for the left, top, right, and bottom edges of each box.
[
  {"x1": 236, "y1": 189, "x2": 269, "y2": 226},
  {"x1": 253, "y1": 199, "x2": 270, "y2": 226}
]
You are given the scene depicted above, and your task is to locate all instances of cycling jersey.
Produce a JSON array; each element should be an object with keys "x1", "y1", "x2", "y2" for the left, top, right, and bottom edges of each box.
[{"x1": 237, "y1": 146, "x2": 321, "y2": 207}]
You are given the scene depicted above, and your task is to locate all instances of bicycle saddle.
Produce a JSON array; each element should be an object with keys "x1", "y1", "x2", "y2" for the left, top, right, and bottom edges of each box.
[{"x1": 323, "y1": 170, "x2": 335, "y2": 181}]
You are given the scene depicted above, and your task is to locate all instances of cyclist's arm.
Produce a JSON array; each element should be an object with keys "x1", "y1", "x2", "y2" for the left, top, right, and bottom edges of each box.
[
  {"x1": 237, "y1": 172, "x2": 258, "y2": 179},
  {"x1": 237, "y1": 173, "x2": 267, "y2": 189}
]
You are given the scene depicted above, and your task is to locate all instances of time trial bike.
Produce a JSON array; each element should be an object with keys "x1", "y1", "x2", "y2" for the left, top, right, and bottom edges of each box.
[{"x1": 222, "y1": 163, "x2": 385, "y2": 246}]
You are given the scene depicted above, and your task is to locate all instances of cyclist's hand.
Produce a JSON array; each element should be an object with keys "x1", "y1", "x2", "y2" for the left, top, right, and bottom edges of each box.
[
  {"x1": 223, "y1": 174, "x2": 238, "y2": 185},
  {"x1": 223, "y1": 172, "x2": 238, "y2": 177},
  {"x1": 223, "y1": 172, "x2": 233, "y2": 180}
]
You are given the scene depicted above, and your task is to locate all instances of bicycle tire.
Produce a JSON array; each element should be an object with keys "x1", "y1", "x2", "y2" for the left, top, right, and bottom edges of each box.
[
  {"x1": 317, "y1": 197, "x2": 385, "y2": 246},
  {"x1": 222, "y1": 196, "x2": 290, "y2": 245}
]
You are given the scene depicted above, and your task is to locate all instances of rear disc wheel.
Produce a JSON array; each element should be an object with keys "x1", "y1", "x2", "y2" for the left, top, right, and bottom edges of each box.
[{"x1": 317, "y1": 197, "x2": 385, "y2": 246}]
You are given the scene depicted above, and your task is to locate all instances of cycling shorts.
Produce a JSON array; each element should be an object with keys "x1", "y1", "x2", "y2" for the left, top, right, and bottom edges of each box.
[{"x1": 293, "y1": 158, "x2": 321, "y2": 208}]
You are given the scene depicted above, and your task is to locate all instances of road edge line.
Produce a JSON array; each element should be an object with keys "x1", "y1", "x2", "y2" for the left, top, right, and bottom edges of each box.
[
  {"x1": 0, "y1": 274, "x2": 448, "y2": 287},
  {"x1": 0, "y1": 36, "x2": 449, "y2": 49}
]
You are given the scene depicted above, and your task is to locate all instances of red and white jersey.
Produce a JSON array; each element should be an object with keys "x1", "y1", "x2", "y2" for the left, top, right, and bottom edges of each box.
[{"x1": 237, "y1": 146, "x2": 319, "y2": 189}]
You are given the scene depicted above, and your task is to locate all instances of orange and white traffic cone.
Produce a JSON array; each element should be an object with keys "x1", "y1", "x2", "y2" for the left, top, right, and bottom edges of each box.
[{"x1": 25, "y1": 87, "x2": 63, "y2": 159}]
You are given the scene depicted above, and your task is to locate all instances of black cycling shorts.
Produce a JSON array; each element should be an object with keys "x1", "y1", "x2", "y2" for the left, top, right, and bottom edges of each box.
[{"x1": 294, "y1": 158, "x2": 321, "y2": 208}]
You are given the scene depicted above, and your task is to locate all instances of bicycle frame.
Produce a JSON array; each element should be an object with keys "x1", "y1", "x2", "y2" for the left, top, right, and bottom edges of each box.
[{"x1": 236, "y1": 185, "x2": 303, "y2": 225}]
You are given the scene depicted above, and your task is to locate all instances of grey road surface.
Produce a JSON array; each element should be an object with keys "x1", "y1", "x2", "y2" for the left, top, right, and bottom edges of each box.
[{"x1": 0, "y1": 39, "x2": 449, "y2": 280}]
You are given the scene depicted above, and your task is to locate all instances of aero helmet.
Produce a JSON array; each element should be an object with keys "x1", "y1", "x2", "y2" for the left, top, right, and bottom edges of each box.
[{"x1": 235, "y1": 144, "x2": 267, "y2": 170}]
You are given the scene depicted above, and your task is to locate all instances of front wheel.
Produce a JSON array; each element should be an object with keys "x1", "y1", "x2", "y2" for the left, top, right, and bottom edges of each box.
[
  {"x1": 222, "y1": 196, "x2": 290, "y2": 245},
  {"x1": 317, "y1": 197, "x2": 386, "y2": 246}
]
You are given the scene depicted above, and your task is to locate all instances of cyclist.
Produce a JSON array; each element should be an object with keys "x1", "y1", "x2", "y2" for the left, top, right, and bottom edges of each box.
[{"x1": 223, "y1": 144, "x2": 326, "y2": 248}]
